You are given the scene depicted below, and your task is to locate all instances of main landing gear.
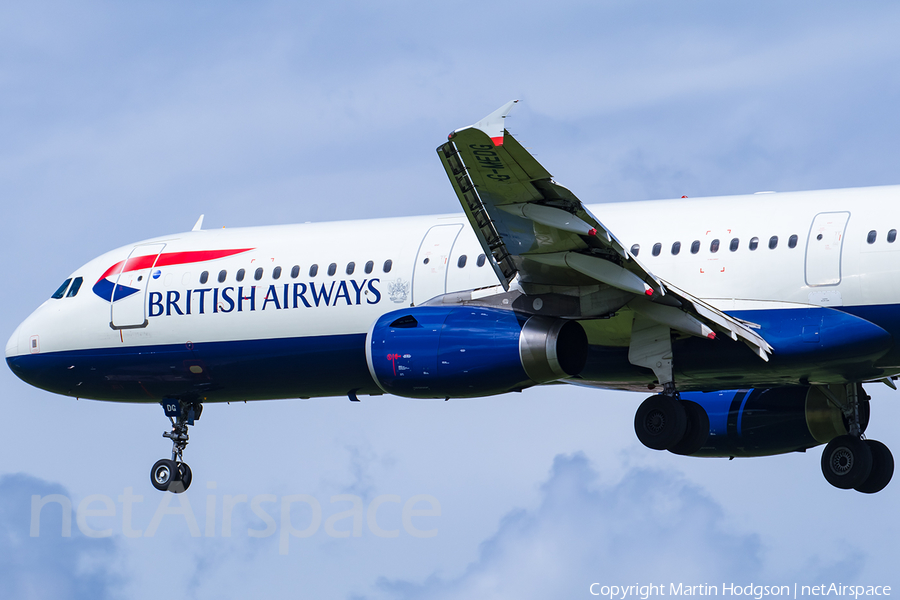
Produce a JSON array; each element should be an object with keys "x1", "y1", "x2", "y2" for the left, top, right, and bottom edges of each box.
[
  {"x1": 633, "y1": 386, "x2": 709, "y2": 456},
  {"x1": 629, "y1": 318, "x2": 709, "y2": 454},
  {"x1": 150, "y1": 399, "x2": 201, "y2": 493},
  {"x1": 633, "y1": 384, "x2": 894, "y2": 494},
  {"x1": 819, "y1": 385, "x2": 894, "y2": 494}
]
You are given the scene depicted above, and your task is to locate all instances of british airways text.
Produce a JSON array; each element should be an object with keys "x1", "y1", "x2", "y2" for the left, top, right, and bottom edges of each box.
[{"x1": 148, "y1": 279, "x2": 382, "y2": 317}]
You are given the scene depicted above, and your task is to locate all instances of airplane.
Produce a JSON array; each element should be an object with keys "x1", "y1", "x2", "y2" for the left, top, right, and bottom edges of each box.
[{"x1": 6, "y1": 100, "x2": 897, "y2": 494}]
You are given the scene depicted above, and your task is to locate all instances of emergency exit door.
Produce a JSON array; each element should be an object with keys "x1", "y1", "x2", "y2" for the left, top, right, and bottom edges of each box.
[
  {"x1": 805, "y1": 212, "x2": 849, "y2": 286},
  {"x1": 412, "y1": 224, "x2": 462, "y2": 305}
]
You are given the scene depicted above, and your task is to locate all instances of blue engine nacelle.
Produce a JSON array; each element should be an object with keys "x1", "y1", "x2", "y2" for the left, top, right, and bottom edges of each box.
[
  {"x1": 681, "y1": 386, "x2": 866, "y2": 458},
  {"x1": 366, "y1": 306, "x2": 588, "y2": 399}
]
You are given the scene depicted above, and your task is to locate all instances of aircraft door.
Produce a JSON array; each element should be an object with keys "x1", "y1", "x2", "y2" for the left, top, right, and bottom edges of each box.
[
  {"x1": 805, "y1": 212, "x2": 849, "y2": 286},
  {"x1": 412, "y1": 224, "x2": 463, "y2": 305},
  {"x1": 110, "y1": 243, "x2": 167, "y2": 329}
]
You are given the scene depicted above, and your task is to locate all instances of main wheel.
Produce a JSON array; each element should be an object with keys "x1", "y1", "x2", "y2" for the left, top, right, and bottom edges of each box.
[
  {"x1": 169, "y1": 462, "x2": 193, "y2": 494},
  {"x1": 821, "y1": 435, "x2": 873, "y2": 490},
  {"x1": 150, "y1": 459, "x2": 177, "y2": 492},
  {"x1": 669, "y1": 400, "x2": 710, "y2": 456},
  {"x1": 634, "y1": 395, "x2": 687, "y2": 451},
  {"x1": 855, "y1": 440, "x2": 894, "y2": 494}
]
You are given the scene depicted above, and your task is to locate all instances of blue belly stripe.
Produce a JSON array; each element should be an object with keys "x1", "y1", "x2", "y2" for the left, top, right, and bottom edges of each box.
[{"x1": 6, "y1": 333, "x2": 380, "y2": 403}]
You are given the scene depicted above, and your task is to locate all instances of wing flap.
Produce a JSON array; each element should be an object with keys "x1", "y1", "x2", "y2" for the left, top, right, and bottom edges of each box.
[{"x1": 657, "y1": 280, "x2": 773, "y2": 360}]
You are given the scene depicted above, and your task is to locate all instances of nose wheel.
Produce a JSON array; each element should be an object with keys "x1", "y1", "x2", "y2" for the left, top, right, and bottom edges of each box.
[
  {"x1": 150, "y1": 459, "x2": 193, "y2": 493},
  {"x1": 150, "y1": 399, "x2": 200, "y2": 493}
]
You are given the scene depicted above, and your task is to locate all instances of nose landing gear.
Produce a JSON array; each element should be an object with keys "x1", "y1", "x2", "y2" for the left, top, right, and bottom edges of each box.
[{"x1": 150, "y1": 399, "x2": 200, "y2": 493}]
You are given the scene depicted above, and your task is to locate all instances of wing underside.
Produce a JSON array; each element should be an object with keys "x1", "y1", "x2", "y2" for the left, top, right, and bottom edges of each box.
[{"x1": 436, "y1": 101, "x2": 771, "y2": 362}]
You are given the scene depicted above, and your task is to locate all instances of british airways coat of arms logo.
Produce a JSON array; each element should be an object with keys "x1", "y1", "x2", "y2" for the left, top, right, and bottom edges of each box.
[{"x1": 388, "y1": 278, "x2": 410, "y2": 304}]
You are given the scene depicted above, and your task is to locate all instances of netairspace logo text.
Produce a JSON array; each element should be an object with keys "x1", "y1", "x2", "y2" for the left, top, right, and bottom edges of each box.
[
  {"x1": 30, "y1": 487, "x2": 440, "y2": 555},
  {"x1": 589, "y1": 584, "x2": 892, "y2": 600}
]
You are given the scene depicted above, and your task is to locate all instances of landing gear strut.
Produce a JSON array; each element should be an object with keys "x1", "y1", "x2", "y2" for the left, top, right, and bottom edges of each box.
[
  {"x1": 629, "y1": 317, "x2": 709, "y2": 455},
  {"x1": 150, "y1": 399, "x2": 200, "y2": 493},
  {"x1": 819, "y1": 384, "x2": 893, "y2": 493}
]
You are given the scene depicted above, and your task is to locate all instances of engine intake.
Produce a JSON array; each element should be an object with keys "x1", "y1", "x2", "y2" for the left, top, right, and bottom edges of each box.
[{"x1": 366, "y1": 306, "x2": 587, "y2": 399}]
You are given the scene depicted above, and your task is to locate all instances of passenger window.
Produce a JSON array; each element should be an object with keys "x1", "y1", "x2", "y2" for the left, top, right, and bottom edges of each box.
[
  {"x1": 749, "y1": 237, "x2": 759, "y2": 251},
  {"x1": 458, "y1": 255, "x2": 467, "y2": 268},
  {"x1": 867, "y1": 230, "x2": 877, "y2": 244},
  {"x1": 652, "y1": 243, "x2": 662, "y2": 257},
  {"x1": 254, "y1": 268, "x2": 264, "y2": 281},
  {"x1": 291, "y1": 265, "x2": 300, "y2": 278},
  {"x1": 768, "y1": 236, "x2": 778, "y2": 249},
  {"x1": 476, "y1": 254, "x2": 486, "y2": 267},
  {"x1": 630, "y1": 244, "x2": 640, "y2": 257},
  {"x1": 788, "y1": 234, "x2": 798, "y2": 248},
  {"x1": 383, "y1": 260, "x2": 393, "y2": 273},
  {"x1": 309, "y1": 264, "x2": 319, "y2": 277},
  {"x1": 327, "y1": 263, "x2": 337, "y2": 276},
  {"x1": 690, "y1": 241, "x2": 700, "y2": 254},
  {"x1": 218, "y1": 270, "x2": 227, "y2": 283},
  {"x1": 730, "y1": 238, "x2": 739, "y2": 252},
  {"x1": 66, "y1": 277, "x2": 83, "y2": 297},
  {"x1": 200, "y1": 271, "x2": 209, "y2": 284},
  {"x1": 710, "y1": 239, "x2": 720, "y2": 253},
  {"x1": 889, "y1": 230, "x2": 897, "y2": 243},
  {"x1": 346, "y1": 262, "x2": 355, "y2": 275},
  {"x1": 52, "y1": 278, "x2": 72, "y2": 299},
  {"x1": 671, "y1": 242, "x2": 681, "y2": 255},
  {"x1": 236, "y1": 268, "x2": 245, "y2": 282},
  {"x1": 365, "y1": 261, "x2": 374, "y2": 274},
  {"x1": 273, "y1": 266, "x2": 282, "y2": 279}
]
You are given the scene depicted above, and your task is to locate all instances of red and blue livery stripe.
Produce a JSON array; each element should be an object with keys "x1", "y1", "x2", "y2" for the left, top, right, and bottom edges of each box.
[{"x1": 92, "y1": 249, "x2": 254, "y2": 302}]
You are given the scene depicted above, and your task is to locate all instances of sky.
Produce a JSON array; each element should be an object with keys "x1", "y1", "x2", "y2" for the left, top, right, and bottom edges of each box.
[{"x1": 3, "y1": 1, "x2": 900, "y2": 598}]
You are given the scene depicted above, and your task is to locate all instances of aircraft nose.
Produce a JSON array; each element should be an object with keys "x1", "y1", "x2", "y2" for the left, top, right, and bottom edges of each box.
[
  {"x1": 5, "y1": 326, "x2": 18, "y2": 358},
  {"x1": 6, "y1": 312, "x2": 56, "y2": 393},
  {"x1": 5, "y1": 309, "x2": 33, "y2": 360}
]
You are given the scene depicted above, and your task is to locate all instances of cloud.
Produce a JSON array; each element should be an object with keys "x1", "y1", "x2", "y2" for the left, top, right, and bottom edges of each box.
[
  {"x1": 0, "y1": 473, "x2": 122, "y2": 600},
  {"x1": 375, "y1": 453, "x2": 763, "y2": 600}
]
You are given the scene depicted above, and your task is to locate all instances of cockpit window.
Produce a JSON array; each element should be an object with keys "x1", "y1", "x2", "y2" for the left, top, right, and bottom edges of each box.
[
  {"x1": 51, "y1": 278, "x2": 72, "y2": 299},
  {"x1": 66, "y1": 277, "x2": 84, "y2": 297}
]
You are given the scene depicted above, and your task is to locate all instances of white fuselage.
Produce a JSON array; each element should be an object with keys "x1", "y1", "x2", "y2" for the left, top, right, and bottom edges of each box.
[{"x1": 7, "y1": 185, "x2": 900, "y2": 401}]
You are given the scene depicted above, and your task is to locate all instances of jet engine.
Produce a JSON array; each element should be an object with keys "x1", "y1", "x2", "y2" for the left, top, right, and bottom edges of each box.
[
  {"x1": 677, "y1": 386, "x2": 863, "y2": 458},
  {"x1": 366, "y1": 306, "x2": 588, "y2": 399}
]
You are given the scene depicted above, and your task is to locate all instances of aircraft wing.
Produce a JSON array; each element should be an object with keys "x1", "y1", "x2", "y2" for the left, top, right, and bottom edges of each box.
[{"x1": 436, "y1": 100, "x2": 772, "y2": 360}]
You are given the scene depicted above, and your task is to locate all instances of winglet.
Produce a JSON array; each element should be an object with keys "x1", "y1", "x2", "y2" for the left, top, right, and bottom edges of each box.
[
  {"x1": 450, "y1": 100, "x2": 518, "y2": 146},
  {"x1": 192, "y1": 214, "x2": 204, "y2": 232}
]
